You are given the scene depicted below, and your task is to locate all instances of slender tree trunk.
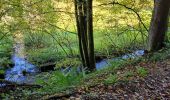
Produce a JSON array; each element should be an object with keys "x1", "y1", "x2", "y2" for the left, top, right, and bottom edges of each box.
[
  {"x1": 78, "y1": 1, "x2": 90, "y2": 68},
  {"x1": 148, "y1": 0, "x2": 170, "y2": 51},
  {"x1": 87, "y1": 0, "x2": 95, "y2": 70},
  {"x1": 74, "y1": 0, "x2": 96, "y2": 71},
  {"x1": 74, "y1": 0, "x2": 86, "y2": 67}
]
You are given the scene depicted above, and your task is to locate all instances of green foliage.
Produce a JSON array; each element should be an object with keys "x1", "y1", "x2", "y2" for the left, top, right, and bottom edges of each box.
[
  {"x1": 124, "y1": 71, "x2": 134, "y2": 78},
  {"x1": 27, "y1": 48, "x2": 63, "y2": 65},
  {"x1": 0, "y1": 70, "x2": 5, "y2": 75},
  {"x1": 136, "y1": 67, "x2": 148, "y2": 77},
  {"x1": 1, "y1": 0, "x2": 154, "y2": 66},
  {"x1": 104, "y1": 74, "x2": 118, "y2": 84},
  {"x1": 36, "y1": 68, "x2": 83, "y2": 93},
  {"x1": 55, "y1": 58, "x2": 81, "y2": 69},
  {"x1": 0, "y1": 57, "x2": 11, "y2": 68},
  {"x1": 149, "y1": 47, "x2": 170, "y2": 61},
  {"x1": 24, "y1": 32, "x2": 50, "y2": 49}
]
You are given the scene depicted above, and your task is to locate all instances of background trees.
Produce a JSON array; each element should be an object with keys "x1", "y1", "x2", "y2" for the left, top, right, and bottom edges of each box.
[
  {"x1": 1, "y1": 0, "x2": 170, "y2": 98},
  {"x1": 1, "y1": 0, "x2": 169, "y2": 70}
]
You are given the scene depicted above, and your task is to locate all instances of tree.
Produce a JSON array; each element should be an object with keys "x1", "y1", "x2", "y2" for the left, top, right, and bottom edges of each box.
[
  {"x1": 74, "y1": 0, "x2": 96, "y2": 71},
  {"x1": 148, "y1": 0, "x2": 170, "y2": 51},
  {"x1": 0, "y1": 0, "x2": 57, "y2": 56}
]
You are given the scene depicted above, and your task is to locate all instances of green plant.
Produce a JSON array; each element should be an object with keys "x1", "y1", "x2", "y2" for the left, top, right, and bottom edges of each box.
[
  {"x1": 55, "y1": 58, "x2": 81, "y2": 69},
  {"x1": 0, "y1": 57, "x2": 11, "y2": 68},
  {"x1": 0, "y1": 70, "x2": 5, "y2": 74},
  {"x1": 124, "y1": 71, "x2": 134, "y2": 78},
  {"x1": 136, "y1": 67, "x2": 148, "y2": 77},
  {"x1": 104, "y1": 74, "x2": 118, "y2": 84},
  {"x1": 36, "y1": 67, "x2": 83, "y2": 93}
]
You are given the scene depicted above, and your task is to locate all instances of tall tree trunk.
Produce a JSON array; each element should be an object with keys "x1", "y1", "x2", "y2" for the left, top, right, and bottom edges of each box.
[
  {"x1": 78, "y1": 0, "x2": 90, "y2": 68},
  {"x1": 148, "y1": 0, "x2": 170, "y2": 51},
  {"x1": 74, "y1": 0, "x2": 86, "y2": 67},
  {"x1": 87, "y1": 0, "x2": 95, "y2": 70},
  {"x1": 74, "y1": 0, "x2": 96, "y2": 71}
]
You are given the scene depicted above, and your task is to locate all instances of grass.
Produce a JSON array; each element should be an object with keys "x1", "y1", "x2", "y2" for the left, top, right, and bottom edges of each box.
[
  {"x1": 2, "y1": 46, "x2": 170, "y2": 99},
  {"x1": 104, "y1": 74, "x2": 118, "y2": 84},
  {"x1": 21, "y1": 0, "x2": 152, "y2": 66},
  {"x1": 55, "y1": 58, "x2": 81, "y2": 69},
  {"x1": 136, "y1": 67, "x2": 148, "y2": 77},
  {"x1": 124, "y1": 71, "x2": 134, "y2": 78},
  {"x1": 37, "y1": 46, "x2": 170, "y2": 93},
  {"x1": 36, "y1": 67, "x2": 84, "y2": 94}
]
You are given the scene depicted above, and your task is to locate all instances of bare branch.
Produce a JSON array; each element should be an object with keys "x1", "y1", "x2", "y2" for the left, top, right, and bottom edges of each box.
[
  {"x1": 96, "y1": 1, "x2": 149, "y2": 32},
  {"x1": 42, "y1": 20, "x2": 77, "y2": 35}
]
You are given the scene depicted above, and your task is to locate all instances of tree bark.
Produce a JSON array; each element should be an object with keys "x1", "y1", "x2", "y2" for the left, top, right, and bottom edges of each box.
[
  {"x1": 74, "y1": 0, "x2": 96, "y2": 71},
  {"x1": 74, "y1": 0, "x2": 86, "y2": 67},
  {"x1": 148, "y1": 0, "x2": 170, "y2": 51},
  {"x1": 87, "y1": 0, "x2": 95, "y2": 70}
]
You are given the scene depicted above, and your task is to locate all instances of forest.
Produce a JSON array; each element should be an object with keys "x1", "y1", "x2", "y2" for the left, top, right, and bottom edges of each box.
[{"x1": 0, "y1": 0, "x2": 170, "y2": 99}]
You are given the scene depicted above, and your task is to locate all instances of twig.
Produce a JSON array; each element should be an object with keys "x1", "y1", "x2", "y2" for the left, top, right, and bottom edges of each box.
[{"x1": 96, "y1": 1, "x2": 149, "y2": 32}]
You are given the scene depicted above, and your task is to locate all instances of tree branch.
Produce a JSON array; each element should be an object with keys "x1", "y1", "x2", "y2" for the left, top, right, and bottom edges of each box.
[{"x1": 97, "y1": 1, "x2": 149, "y2": 32}]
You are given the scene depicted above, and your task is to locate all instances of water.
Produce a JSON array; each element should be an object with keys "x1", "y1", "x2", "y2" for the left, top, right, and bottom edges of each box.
[
  {"x1": 122, "y1": 50, "x2": 145, "y2": 59},
  {"x1": 0, "y1": 50, "x2": 144, "y2": 86},
  {"x1": 60, "y1": 50, "x2": 145, "y2": 74},
  {"x1": 5, "y1": 55, "x2": 39, "y2": 84},
  {"x1": 96, "y1": 59, "x2": 109, "y2": 70},
  {"x1": 95, "y1": 50, "x2": 145, "y2": 70}
]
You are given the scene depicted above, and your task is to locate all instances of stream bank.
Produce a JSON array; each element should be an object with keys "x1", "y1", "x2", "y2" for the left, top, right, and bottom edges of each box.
[
  {"x1": 0, "y1": 49, "x2": 145, "y2": 87},
  {"x1": 1, "y1": 48, "x2": 170, "y2": 99},
  {"x1": 40, "y1": 59, "x2": 170, "y2": 100},
  {"x1": 67, "y1": 59, "x2": 170, "y2": 100}
]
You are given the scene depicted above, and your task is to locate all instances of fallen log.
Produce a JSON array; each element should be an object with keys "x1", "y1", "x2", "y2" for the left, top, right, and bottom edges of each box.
[{"x1": 40, "y1": 62, "x2": 56, "y2": 72}]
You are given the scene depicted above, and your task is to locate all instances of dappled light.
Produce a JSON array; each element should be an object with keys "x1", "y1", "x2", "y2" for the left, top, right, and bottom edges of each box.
[{"x1": 0, "y1": 0, "x2": 170, "y2": 99}]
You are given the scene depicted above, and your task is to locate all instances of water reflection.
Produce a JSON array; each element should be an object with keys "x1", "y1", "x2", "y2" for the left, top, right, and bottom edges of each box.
[
  {"x1": 96, "y1": 50, "x2": 145, "y2": 70},
  {"x1": 5, "y1": 55, "x2": 39, "y2": 84}
]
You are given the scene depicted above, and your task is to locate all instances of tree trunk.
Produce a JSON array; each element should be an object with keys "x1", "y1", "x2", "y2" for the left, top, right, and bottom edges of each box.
[
  {"x1": 148, "y1": 0, "x2": 170, "y2": 51},
  {"x1": 74, "y1": 0, "x2": 96, "y2": 71},
  {"x1": 74, "y1": 0, "x2": 86, "y2": 67},
  {"x1": 87, "y1": 0, "x2": 95, "y2": 70}
]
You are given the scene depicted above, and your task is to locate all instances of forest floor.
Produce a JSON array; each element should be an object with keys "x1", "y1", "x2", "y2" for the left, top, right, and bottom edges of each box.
[
  {"x1": 1, "y1": 50, "x2": 170, "y2": 100},
  {"x1": 43, "y1": 59, "x2": 170, "y2": 100}
]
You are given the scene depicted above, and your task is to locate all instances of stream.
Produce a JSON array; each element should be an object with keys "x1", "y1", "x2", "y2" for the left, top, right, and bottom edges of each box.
[
  {"x1": 96, "y1": 50, "x2": 145, "y2": 70},
  {"x1": 5, "y1": 55, "x2": 39, "y2": 83},
  {"x1": 0, "y1": 50, "x2": 145, "y2": 87}
]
